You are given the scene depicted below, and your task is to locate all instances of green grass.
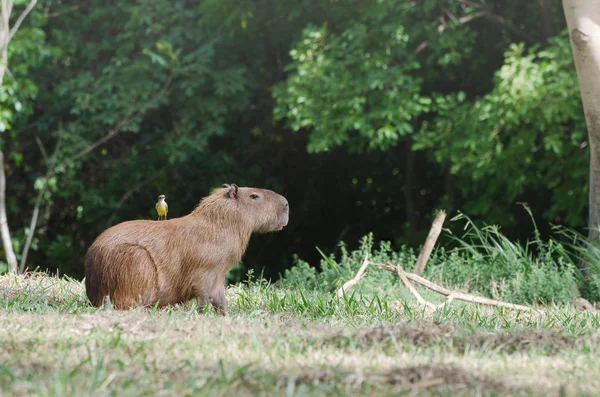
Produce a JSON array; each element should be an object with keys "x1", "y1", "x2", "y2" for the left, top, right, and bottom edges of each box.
[{"x1": 1, "y1": 272, "x2": 600, "y2": 396}]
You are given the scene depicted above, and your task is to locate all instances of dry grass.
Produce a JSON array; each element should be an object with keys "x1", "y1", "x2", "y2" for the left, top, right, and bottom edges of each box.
[{"x1": 1, "y1": 272, "x2": 599, "y2": 396}]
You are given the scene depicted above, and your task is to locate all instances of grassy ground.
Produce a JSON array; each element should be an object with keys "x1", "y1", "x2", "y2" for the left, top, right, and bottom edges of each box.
[{"x1": 1, "y1": 273, "x2": 599, "y2": 396}]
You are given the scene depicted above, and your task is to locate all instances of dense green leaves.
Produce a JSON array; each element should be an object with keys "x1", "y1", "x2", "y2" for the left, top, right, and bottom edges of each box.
[
  {"x1": 274, "y1": 22, "x2": 425, "y2": 152},
  {"x1": 416, "y1": 34, "x2": 586, "y2": 224},
  {"x1": 0, "y1": 0, "x2": 592, "y2": 284}
]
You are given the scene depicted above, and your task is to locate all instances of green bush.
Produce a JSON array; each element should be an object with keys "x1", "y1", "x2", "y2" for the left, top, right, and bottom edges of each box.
[
  {"x1": 280, "y1": 213, "x2": 579, "y2": 305},
  {"x1": 280, "y1": 234, "x2": 416, "y2": 299},
  {"x1": 553, "y1": 226, "x2": 600, "y2": 303},
  {"x1": 440, "y1": 213, "x2": 578, "y2": 304}
]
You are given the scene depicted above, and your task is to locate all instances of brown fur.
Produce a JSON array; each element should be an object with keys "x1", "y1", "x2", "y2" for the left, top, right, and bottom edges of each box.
[{"x1": 84, "y1": 184, "x2": 289, "y2": 313}]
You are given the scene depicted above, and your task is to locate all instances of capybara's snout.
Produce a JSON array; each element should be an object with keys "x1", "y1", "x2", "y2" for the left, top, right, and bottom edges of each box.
[{"x1": 278, "y1": 195, "x2": 290, "y2": 229}]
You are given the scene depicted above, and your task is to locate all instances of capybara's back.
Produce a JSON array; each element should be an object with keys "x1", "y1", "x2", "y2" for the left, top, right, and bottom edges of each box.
[{"x1": 85, "y1": 184, "x2": 289, "y2": 312}]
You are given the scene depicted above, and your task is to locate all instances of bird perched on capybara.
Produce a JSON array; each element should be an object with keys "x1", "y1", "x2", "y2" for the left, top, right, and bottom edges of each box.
[{"x1": 84, "y1": 184, "x2": 289, "y2": 313}]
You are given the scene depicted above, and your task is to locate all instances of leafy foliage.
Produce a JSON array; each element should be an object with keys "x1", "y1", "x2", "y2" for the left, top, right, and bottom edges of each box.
[
  {"x1": 415, "y1": 34, "x2": 586, "y2": 225},
  {"x1": 0, "y1": 0, "x2": 593, "y2": 289},
  {"x1": 281, "y1": 215, "x2": 579, "y2": 305},
  {"x1": 274, "y1": 22, "x2": 426, "y2": 152}
]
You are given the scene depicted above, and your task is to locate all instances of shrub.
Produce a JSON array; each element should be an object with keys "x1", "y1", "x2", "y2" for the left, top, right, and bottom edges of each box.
[{"x1": 280, "y1": 213, "x2": 579, "y2": 305}]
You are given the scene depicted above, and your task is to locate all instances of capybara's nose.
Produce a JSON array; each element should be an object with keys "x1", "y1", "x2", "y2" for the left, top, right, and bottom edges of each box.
[{"x1": 283, "y1": 199, "x2": 289, "y2": 210}]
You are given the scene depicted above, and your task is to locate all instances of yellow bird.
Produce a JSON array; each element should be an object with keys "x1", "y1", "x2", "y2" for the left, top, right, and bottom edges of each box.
[{"x1": 155, "y1": 194, "x2": 168, "y2": 220}]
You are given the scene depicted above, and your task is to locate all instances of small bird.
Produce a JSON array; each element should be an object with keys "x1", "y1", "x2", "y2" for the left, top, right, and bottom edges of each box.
[{"x1": 155, "y1": 194, "x2": 168, "y2": 220}]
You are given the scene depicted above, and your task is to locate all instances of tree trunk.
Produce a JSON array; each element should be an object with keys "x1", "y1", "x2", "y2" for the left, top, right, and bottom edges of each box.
[
  {"x1": 0, "y1": 0, "x2": 14, "y2": 85},
  {"x1": 0, "y1": 150, "x2": 18, "y2": 273},
  {"x1": 562, "y1": 0, "x2": 600, "y2": 245},
  {"x1": 539, "y1": 0, "x2": 555, "y2": 41}
]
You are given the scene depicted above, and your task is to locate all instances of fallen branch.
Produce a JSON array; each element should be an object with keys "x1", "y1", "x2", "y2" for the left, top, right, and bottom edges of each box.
[
  {"x1": 372, "y1": 262, "x2": 533, "y2": 312},
  {"x1": 413, "y1": 210, "x2": 446, "y2": 276},
  {"x1": 333, "y1": 205, "x2": 533, "y2": 312},
  {"x1": 394, "y1": 263, "x2": 435, "y2": 309},
  {"x1": 335, "y1": 253, "x2": 369, "y2": 298}
]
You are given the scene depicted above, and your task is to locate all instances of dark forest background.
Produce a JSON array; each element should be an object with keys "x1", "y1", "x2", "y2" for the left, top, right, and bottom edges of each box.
[{"x1": 0, "y1": 0, "x2": 588, "y2": 280}]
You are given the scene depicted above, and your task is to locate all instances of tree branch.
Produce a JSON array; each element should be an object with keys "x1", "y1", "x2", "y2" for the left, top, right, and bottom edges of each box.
[
  {"x1": 414, "y1": 8, "x2": 485, "y2": 54},
  {"x1": 35, "y1": 135, "x2": 48, "y2": 164},
  {"x1": 47, "y1": 4, "x2": 80, "y2": 18},
  {"x1": 18, "y1": 186, "x2": 42, "y2": 273},
  {"x1": 67, "y1": 73, "x2": 173, "y2": 162},
  {"x1": 0, "y1": 149, "x2": 18, "y2": 273},
  {"x1": 335, "y1": 253, "x2": 370, "y2": 298},
  {"x1": 458, "y1": 0, "x2": 540, "y2": 43},
  {"x1": 106, "y1": 179, "x2": 152, "y2": 227},
  {"x1": 19, "y1": 137, "x2": 61, "y2": 273},
  {"x1": 8, "y1": 0, "x2": 37, "y2": 42},
  {"x1": 413, "y1": 210, "x2": 446, "y2": 276},
  {"x1": 394, "y1": 263, "x2": 436, "y2": 309}
]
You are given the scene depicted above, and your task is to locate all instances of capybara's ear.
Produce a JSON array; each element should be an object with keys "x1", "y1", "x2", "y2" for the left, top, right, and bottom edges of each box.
[{"x1": 224, "y1": 183, "x2": 239, "y2": 199}]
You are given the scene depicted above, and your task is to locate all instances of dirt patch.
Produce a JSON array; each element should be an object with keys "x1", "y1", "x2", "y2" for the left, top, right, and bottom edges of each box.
[
  {"x1": 286, "y1": 363, "x2": 507, "y2": 393},
  {"x1": 327, "y1": 323, "x2": 596, "y2": 354}
]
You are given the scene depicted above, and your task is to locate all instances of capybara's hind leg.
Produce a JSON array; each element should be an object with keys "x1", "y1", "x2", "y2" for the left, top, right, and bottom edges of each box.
[
  {"x1": 196, "y1": 293, "x2": 209, "y2": 313},
  {"x1": 192, "y1": 283, "x2": 209, "y2": 313},
  {"x1": 110, "y1": 246, "x2": 158, "y2": 309},
  {"x1": 210, "y1": 284, "x2": 227, "y2": 314}
]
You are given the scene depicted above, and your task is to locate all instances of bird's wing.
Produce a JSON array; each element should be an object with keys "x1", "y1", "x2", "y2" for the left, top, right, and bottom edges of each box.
[{"x1": 165, "y1": 203, "x2": 168, "y2": 213}]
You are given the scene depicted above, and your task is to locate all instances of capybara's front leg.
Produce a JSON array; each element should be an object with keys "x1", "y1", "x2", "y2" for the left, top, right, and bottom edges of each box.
[
  {"x1": 210, "y1": 284, "x2": 227, "y2": 315},
  {"x1": 196, "y1": 293, "x2": 209, "y2": 313}
]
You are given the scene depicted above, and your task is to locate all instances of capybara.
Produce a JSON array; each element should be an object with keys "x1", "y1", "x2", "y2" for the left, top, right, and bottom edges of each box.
[{"x1": 84, "y1": 184, "x2": 289, "y2": 313}]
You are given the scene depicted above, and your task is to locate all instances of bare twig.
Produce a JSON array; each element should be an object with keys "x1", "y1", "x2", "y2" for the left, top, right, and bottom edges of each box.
[
  {"x1": 457, "y1": 11, "x2": 485, "y2": 25},
  {"x1": 413, "y1": 41, "x2": 429, "y2": 55},
  {"x1": 106, "y1": 179, "x2": 152, "y2": 227},
  {"x1": 335, "y1": 253, "x2": 369, "y2": 298},
  {"x1": 47, "y1": 4, "x2": 80, "y2": 18},
  {"x1": 415, "y1": 8, "x2": 484, "y2": 54},
  {"x1": 35, "y1": 136, "x2": 48, "y2": 164},
  {"x1": 68, "y1": 74, "x2": 173, "y2": 162},
  {"x1": 413, "y1": 210, "x2": 446, "y2": 276},
  {"x1": 458, "y1": 0, "x2": 540, "y2": 43}
]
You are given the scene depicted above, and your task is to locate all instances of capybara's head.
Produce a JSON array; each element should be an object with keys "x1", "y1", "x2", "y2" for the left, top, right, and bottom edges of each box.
[{"x1": 199, "y1": 183, "x2": 289, "y2": 233}]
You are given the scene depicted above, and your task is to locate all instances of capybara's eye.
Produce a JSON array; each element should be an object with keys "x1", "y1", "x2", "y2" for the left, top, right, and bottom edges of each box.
[{"x1": 250, "y1": 194, "x2": 260, "y2": 200}]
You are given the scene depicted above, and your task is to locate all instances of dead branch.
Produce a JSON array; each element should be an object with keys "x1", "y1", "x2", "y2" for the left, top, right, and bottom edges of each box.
[
  {"x1": 413, "y1": 210, "x2": 446, "y2": 276},
  {"x1": 372, "y1": 262, "x2": 533, "y2": 312},
  {"x1": 394, "y1": 263, "x2": 435, "y2": 309},
  {"x1": 332, "y1": 203, "x2": 533, "y2": 312},
  {"x1": 335, "y1": 253, "x2": 369, "y2": 298}
]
